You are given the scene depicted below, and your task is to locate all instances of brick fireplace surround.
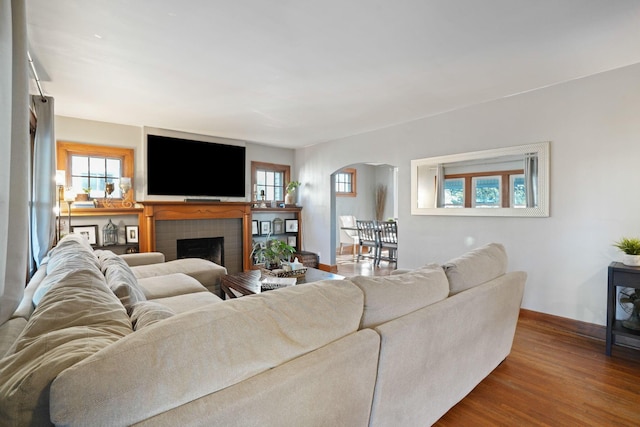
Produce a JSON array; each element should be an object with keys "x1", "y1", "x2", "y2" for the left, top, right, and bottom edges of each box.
[{"x1": 139, "y1": 201, "x2": 252, "y2": 273}]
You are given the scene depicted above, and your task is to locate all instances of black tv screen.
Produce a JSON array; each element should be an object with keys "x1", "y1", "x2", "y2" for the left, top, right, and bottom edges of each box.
[{"x1": 147, "y1": 134, "x2": 246, "y2": 198}]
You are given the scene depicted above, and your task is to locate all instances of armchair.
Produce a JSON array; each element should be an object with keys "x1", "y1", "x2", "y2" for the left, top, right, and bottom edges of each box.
[{"x1": 339, "y1": 215, "x2": 359, "y2": 257}]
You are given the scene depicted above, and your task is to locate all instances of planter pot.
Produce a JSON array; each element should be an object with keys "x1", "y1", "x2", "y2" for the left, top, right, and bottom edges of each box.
[
  {"x1": 622, "y1": 254, "x2": 640, "y2": 266},
  {"x1": 75, "y1": 193, "x2": 89, "y2": 202},
  {"x1": 285, "y1": 192, "x2": 295, "y2": 205}
]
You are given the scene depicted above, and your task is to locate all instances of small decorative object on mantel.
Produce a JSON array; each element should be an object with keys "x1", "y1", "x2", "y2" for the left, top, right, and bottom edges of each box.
[
  {"x1": 76, "y1": 187, "x2": 91, "y2": 202},
  {"x1": 272, "y1": 217, "x2": 284, "y2": 234},
  {"x1": 125, "y1": 225, "x2": 139, "y2": 243},
  {"x1": 119, "y1": 177, "x2": 133, "y2": 208},
  {"x1": 102, "y1": 219, "x2": 118, "y2": 246},
  {"x1": 285, "y1": 181, "x2": 301, "y2": 206},
  {"x1": 613, "y1": 237, "x2": 640, "y2": 266},
  {"x1": 258, "y1": 189, "x2": 268, "y2": 208},
  {"x1": 103, "y1": 181, "x2": 115, "y2": 207}
]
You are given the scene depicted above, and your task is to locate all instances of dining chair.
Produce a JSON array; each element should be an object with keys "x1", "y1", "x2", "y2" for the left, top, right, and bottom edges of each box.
[
  {"x1": 356, "y1": 220, "x2": 379, "y2": 264},
  {"x1": 376, "y1": 220, "x2": 398, "y2": 266}
]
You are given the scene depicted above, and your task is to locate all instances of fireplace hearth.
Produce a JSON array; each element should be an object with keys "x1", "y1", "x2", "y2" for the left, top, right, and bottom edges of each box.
[{"x1": 177, "y1": 237, "x2": 224, "y2": 266}]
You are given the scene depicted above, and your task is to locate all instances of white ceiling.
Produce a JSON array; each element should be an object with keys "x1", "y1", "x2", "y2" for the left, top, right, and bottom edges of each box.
[{"x1": 26, "y1": 0, "x2": 640, "y2": 148}]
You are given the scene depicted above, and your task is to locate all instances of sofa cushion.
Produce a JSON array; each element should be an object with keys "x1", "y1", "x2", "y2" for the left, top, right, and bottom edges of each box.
[
  {"x1": 151, "y1": 291, "x2": 224, "y2": 314},
  {"x1": 350, "y1": 264, "x2": 449, "y2": 328},
  {"x1": 50, "y1": 280, "x2": 364, "y2": 426},
  {"x1": 32, "y1": 236, "x2": 101, "y2": 306},
  {"x1": 0, "y1": 318, "x2": 27, "y2": 359},
  {"x1": 96, "y1": 250, "x2": 147, "y2": 313},
  {"x1": 119, "y1": 251, "x2": 165, "y2": 266},
  {"x1": 0, "y1": 259, "x2": 132, "y2": 426},
  {"x1": 137, "y1": 272, "x2": 208, "y2": 300},
  {"x1": 43, "y1": 233, "x2": 97, "y2": 274},
  {"x1": 443, "y1": 243, "x2": 508, "y2": 295},
  {"x1": 131, "y1": 257, "x2": 227, "y2": 296},
  {"x1": 12, "y1": 265, "x2": 47, "y2": 320},
  {"x1": 130, "y1": 301, "x2": 176, "y2": 330}
]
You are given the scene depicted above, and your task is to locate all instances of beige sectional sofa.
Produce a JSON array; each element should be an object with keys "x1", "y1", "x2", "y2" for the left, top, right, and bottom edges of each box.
[{"x1": 0, "y1": 235, "x2": 525, "y2": 426}]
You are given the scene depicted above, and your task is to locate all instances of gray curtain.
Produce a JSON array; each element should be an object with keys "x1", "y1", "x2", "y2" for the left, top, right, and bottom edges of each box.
[
  {"x1": 31, "y1": 95, "x2": 56, "y2": 272},
  {"x1": 524, "y1": 153, "x2": 538, "y2": 208},
  {"x1": 0, "y1": 0, "x2": 30, "y2": 324},
  {"x1": 435, "y1": 164, "x2": 444, "y2": 208}
]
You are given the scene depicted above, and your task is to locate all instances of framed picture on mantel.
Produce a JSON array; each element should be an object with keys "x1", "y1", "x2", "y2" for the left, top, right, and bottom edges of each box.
[
  {"x1": 260, "y1": 221, "x2": 272, "y2": 236},
  {"x1": 285, "y1": 219, "x2": 299, "y2": 233},
  {"x1": 125, "y1": 225, "x2": 139, "y2": 243}
]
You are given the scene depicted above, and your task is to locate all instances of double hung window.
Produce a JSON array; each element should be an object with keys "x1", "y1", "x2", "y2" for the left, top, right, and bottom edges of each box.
[
  {"x1": 335, "y1": 168, "x2": 357, "y2": 197},
  {"x1": 251, "y1": 161, "x2": 290, "y2": 203},
  {"x1": 56, "y1": 141, "x2": 134, "y2": 200}
]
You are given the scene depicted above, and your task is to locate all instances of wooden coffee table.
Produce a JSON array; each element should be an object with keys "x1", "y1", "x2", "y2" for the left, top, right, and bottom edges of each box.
[{"x1": 221, "y1": 267, "x2": 344, "y2": 299}]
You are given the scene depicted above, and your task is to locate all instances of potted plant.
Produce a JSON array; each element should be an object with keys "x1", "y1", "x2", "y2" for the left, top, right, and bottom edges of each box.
[
  {"x1": 613, "y1": 237, "x2": 640, "y2": 266},
  {"x1": 76, "y1": 187, "x2": 91, "y2": 201},
  {"x1": 252, "y1": 238, "x2": 295, "y2": 270},
  {"x1": 285, "y1": 181, "x2": 301, "y2": 206}
]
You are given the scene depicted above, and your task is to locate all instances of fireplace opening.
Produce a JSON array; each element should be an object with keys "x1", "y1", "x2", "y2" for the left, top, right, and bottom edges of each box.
[{"x1": 177, "y1": 237, "x2": 224, "y2": 266}]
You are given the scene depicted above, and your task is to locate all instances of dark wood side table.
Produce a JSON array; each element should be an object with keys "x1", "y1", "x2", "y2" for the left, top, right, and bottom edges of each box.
[
  {"x1": 606, "y1": 262, "x2": 640, "y2": 355},
  {"x1": 221, "y1": 267, "x2": 344, "y2": 299}
]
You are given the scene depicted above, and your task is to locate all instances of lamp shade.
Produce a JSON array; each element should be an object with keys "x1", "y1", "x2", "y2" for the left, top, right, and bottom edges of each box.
[{"x1": 55, "y1": 170, "x2": 65, "y2": 186}]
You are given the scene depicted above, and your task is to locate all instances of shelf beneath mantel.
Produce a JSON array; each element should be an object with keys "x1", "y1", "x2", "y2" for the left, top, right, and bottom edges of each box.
[{"x1": 61, "y1": 207, "x2": 143, "y2": 217}]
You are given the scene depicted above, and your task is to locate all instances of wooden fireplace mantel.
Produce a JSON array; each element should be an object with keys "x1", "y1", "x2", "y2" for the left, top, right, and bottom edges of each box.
[{"x1": 139, "y1": 201, "x2": 253, "y2": 271}]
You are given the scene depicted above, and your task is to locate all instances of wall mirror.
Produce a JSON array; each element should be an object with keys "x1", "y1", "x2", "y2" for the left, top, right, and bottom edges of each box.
[{"x1": 411, "y1": 142, "x2": 549, "y2": 217}]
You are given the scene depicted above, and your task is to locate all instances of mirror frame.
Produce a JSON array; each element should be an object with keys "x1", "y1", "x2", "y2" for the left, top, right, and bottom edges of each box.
[{"x1": 411, "y1": 142, "x2": 550, "y2": 217}]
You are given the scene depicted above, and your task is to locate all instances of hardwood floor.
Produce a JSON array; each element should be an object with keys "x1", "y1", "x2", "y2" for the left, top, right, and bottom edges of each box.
[
  {"x1": 435, "y1": 311, "x2": 640, "y2": 426},
  {"x1": 335, "y1": 254, "x2": 640, "y2": 426},
  {"x1": 335, "y1": 250, "x2": 396, "y2": 277}
]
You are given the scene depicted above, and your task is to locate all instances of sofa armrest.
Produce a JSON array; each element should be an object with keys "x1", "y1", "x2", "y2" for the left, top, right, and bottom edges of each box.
[{"x1": 119, "y1": 252, "x2": 166, "y2": 267}]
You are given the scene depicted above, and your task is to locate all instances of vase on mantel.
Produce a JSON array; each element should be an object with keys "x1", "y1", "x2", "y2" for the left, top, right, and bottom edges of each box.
[{"x1": 285, "y1": 191, "x2": 295, "y2": 206}]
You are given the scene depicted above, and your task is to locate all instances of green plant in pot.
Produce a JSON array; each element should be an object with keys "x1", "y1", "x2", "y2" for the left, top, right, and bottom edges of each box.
[
  {"x1": 613, "y1": 237, "x2": 640, "y2": 266},
  {"x1": 76, "y1": 187, "x2": 91, "y2": 201},
  {"x1": 252, "y1": 238, "x2": 295, "y2": 270}
]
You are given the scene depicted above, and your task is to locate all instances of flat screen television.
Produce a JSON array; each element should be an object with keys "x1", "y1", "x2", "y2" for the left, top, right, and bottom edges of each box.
[{"x1": 147, "y1": 134, "x2": 246, "y2": 198}]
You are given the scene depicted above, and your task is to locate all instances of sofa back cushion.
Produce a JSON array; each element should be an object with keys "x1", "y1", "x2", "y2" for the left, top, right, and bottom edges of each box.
[
  {"x1": 443, "y1": 243, "x2": 508, "y2": 295},
  {"x1": 131, "y1": 257, "x2": 227, "y2": 296},
  {"x1": 96, "y1": 250, "x2": 147, "y2": 313},
  {"x1": 350, "y1": 264, "x2": 449, "y2": 329},
  {"x1": 50, "y1": 280, "x2": 364, "y2": 426},
  {"x1": 32, "y1": 234, "x2": 101, "y2": 306},
  {"x1": 0, "y1": 251, "x2": 132, "y2": 426}
]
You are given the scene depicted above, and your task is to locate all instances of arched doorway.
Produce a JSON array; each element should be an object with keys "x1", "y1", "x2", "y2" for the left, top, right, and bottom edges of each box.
[{"x1": 329, "y1": 163, "x2": 398, "y2": 268}]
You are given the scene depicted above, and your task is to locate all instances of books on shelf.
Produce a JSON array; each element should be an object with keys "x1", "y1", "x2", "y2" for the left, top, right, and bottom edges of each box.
[
  {"x1": 72, "y1": 201, "x2": 97, "y2": 208},
  {"x1": 261, "y1": 276, "x2": 297, "y2": 286}
]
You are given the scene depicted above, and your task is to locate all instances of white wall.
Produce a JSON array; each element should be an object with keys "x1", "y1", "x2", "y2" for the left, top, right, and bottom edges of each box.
[{"x1": 295, "y1": 62, "x2": 640, "y2": 326}]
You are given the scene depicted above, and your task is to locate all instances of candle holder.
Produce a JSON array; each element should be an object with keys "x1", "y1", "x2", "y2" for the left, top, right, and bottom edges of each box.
[
  {"x1": 259, "y1": 189, "x2": 267, "y2": 208},
  {"x1": 119, "y1": 177, "x2": 132, "y2": 208},
  {"x1": 103, "y1": 182, "x2": 115, "y2": 207}
]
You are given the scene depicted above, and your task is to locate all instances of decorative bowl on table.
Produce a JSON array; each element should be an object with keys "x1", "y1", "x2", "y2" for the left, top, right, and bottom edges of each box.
[{"x1": 259, "y1": 267, "x2": 307, "y2": 278}]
